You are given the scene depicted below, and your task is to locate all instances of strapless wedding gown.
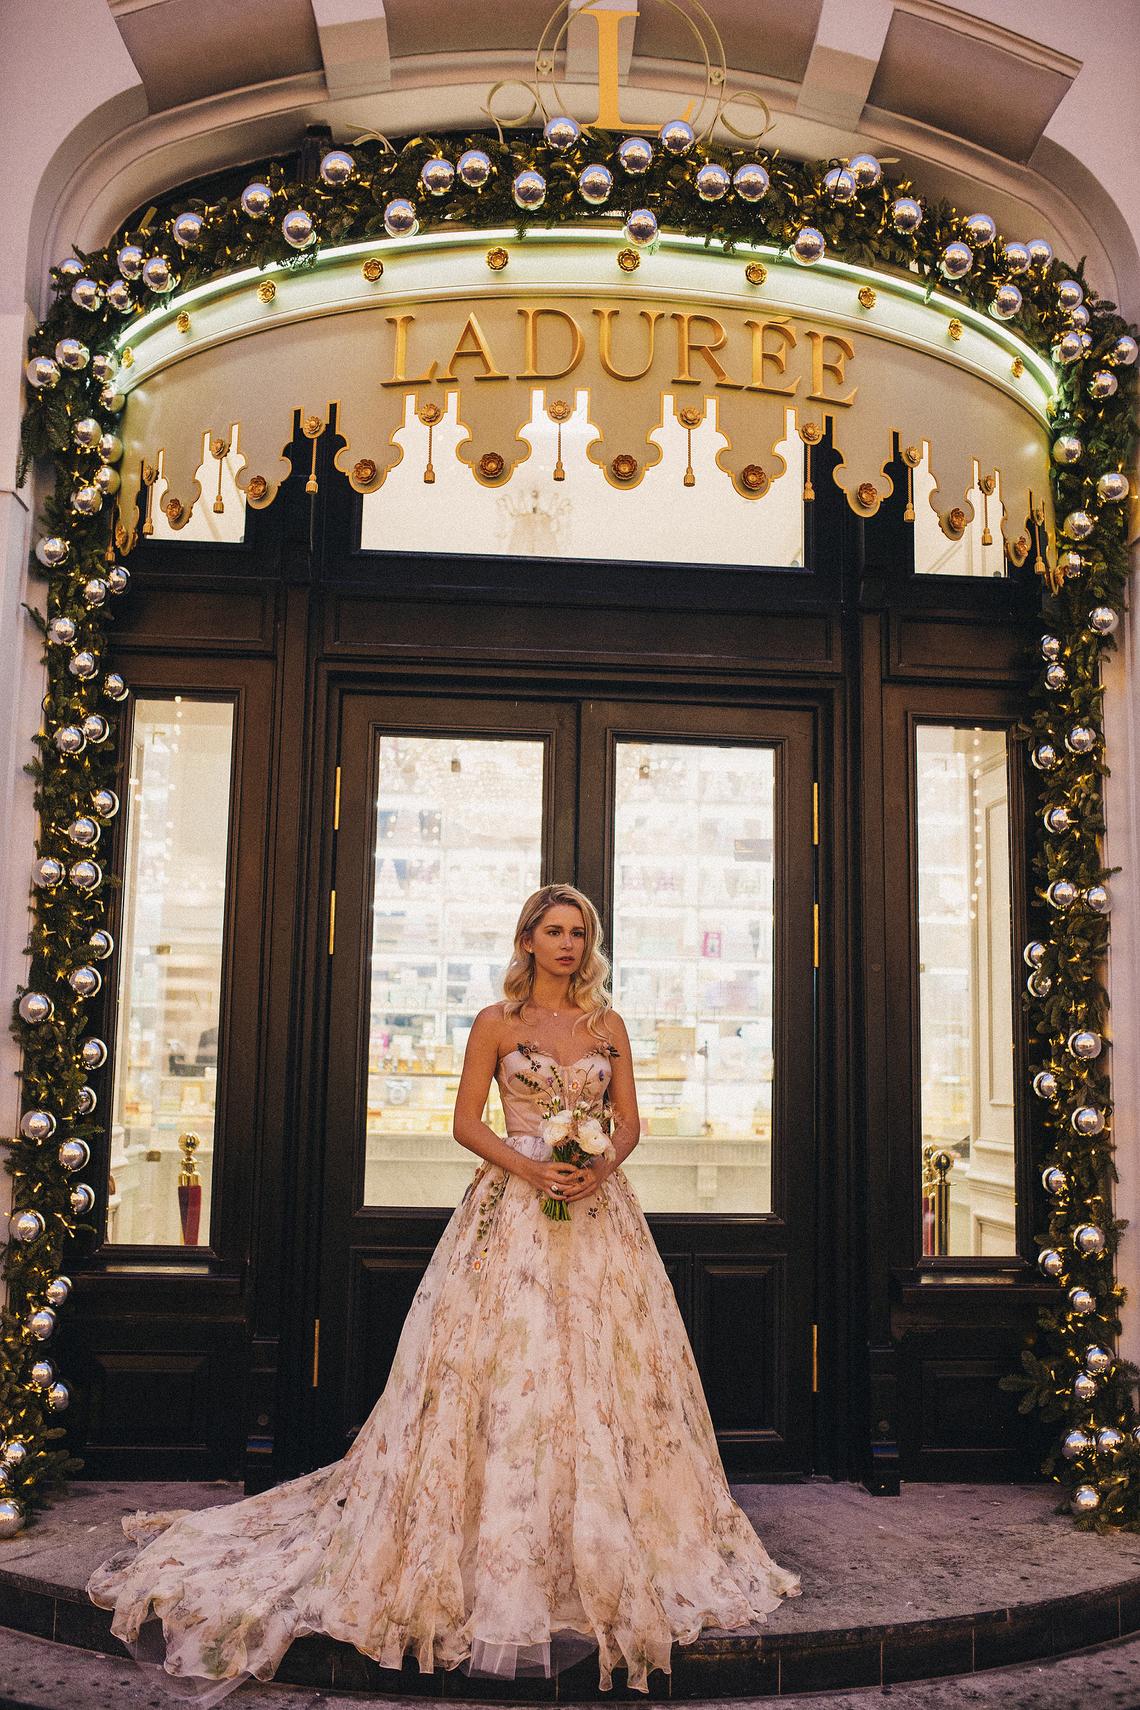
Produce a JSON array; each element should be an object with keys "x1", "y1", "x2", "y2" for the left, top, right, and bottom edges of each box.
[{"x1": 86, "y1": 1045, "x2": 801, "y2": 1700}]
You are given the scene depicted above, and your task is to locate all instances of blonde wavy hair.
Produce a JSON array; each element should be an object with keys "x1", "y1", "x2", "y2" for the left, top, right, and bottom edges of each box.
[{"x1": 502, "y1": 883, "x2": 614, "y2": 1043}]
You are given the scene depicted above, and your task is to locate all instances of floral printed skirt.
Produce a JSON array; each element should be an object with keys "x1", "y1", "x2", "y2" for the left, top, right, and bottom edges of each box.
[{"x1": 86, "y1": 1147, "x2": 801, "y2": 1698}]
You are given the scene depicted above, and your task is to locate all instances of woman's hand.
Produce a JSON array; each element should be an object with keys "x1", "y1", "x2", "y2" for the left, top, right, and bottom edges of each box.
[
  {"x1": 558, "y1": 1154, "x2": 617, "y2": 1202},
  {"x1": 524, "y1": 1158, "x2": 592, "y2": 1200}
]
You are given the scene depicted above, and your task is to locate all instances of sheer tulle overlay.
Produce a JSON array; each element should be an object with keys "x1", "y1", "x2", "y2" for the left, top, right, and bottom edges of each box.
[{"x1": 87, "y1": 1045, "x2": 801, "y2": 1697}]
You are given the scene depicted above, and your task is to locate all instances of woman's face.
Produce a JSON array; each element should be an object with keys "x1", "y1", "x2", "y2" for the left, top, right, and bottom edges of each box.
[{"x1": 524, "y1": 903, "x2": 587, "y2": 983}]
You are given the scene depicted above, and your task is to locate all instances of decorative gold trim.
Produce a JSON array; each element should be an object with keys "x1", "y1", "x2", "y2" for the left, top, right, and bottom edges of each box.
[
  {"x1": 479, "y1": 450, "x2": 506, "y2": 480},
  {"x1": 486, "y1": 246, "x2": 509, "y2": 271},
  {"x1": 246, "y1": 474, "x2": 270, "y2": 504},
  {"x1": 856, "y1": 481, "x2": 878, "y2": 508},
  {"x1": 1011, "y1": 356, "x2": 1025, "y2": 378},
  {"x1": 257, "y1": 279, "x2": 276, "y2": 303},
  {"x1": 610, "y1": 452, "x2": 639, "y2": 482},
  {"x1": 176, "y1": 310, "x2": 191, "y2": 332},
  {"x1": 902, "y1": 442, "x2": 923, "y2": 521},
  {"x1": 418, "y1": 401, "x2": 443, "y2": 483},
  {"x1": 617, "y1": 248, "x2": 640, "y2": 272},
  {"x1": 352, "y1": 458, "x2": 378, "y2": 487},
  {"x1": 857, "y1": 286, "x2": 877, "y2": 309},
  {"x1": 744, "y1": 261, "x2": 767, "y2": 285},
  {"x1": 161, "y1": 495, "x2": 184, "y2": 524},
  {"x1": 740, "y1": 463, "x2": 769, "y2": 495},
  {"x1": 361, "y1": 257, "x2": 384, "y2": 281},
  {"x1": 301, "y1": 414, "x2": 325, "y2": 495},
  {"x1": 121, "y1": 347, "x2": 133, "y2": 368},
  {"x1": 547, "y1": 398, "x2": 572, "y2": 481},
  {"x1": 946, "y1": 505, "x2": 968, "y2": 534},
  {"x1": 947, "y1": 318, "x2": 964, "y2": 341}
]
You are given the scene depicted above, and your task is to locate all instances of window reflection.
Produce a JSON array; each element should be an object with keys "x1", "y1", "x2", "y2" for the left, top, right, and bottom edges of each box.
[
  {"x1": 916, "y1": 725, "x2": 1016, "y2": 1255},
  {"x1": 108, "y1": 698, "x2": 235, "y2": 1245},
  {"x1": 363, "y1": 735, "x2": 545, "y2": 1208},
  {"x1": 611, "y1": 741, "x2": 776, "y2": 1214}
]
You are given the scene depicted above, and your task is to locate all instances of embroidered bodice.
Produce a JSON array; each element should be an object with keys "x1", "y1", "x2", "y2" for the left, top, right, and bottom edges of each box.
[{"x1": 495, "y1": 1046, "x2": 613, "y2": 1140}]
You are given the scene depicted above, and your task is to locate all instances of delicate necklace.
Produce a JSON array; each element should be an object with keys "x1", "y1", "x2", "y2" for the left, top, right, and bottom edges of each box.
[{"x1": 530, "y1": 998, "x2": 569, "y2": 1017}]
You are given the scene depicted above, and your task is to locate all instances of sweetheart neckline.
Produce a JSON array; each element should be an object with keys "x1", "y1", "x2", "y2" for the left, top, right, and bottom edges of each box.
[{"x1": 498, "y1": 1047, "x2": 611, "y2": 1075}]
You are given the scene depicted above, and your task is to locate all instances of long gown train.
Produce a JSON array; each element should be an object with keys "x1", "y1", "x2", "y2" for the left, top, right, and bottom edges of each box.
[{"x1": 86, "y1": 1046, "x2": 801, "y2": 1699}]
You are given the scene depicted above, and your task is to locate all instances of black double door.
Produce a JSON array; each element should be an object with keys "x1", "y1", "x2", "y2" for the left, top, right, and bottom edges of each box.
[{"x1": 316, "y1": 688, "x2": 818, "y2": 1478}]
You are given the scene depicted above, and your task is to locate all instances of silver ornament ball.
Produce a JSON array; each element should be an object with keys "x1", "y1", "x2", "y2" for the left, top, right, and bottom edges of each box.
[
  {"x1": 792, "y1": 226, "x2": 826, "y2": 265},
  {"x1": 1047, "y1": 879, "x2": 1078, "y2": 909},
  {"x1": 35, "y1": 536, "x2": 69, "y2": 569},
  {"x1": 511, "y1": 172, "x2": 546, "y2": 211},
  {"x1": 1097, "y1": 471, "x2": 1129, "y2": 503},
  {"x1": 695, "y1": 162, "x2": 730, "y2": 202},
  {"x1": 964, "y1": 211, "x2": 996, "y2": 246},
  {"x1": 1110, "y1": 334, "x2": 1137, "y2": 366},
  {"x1": 81, "y1": 711, "x2": 109, "y2": 742},
  {"x1": 240, "y1": 183, "x2": 272, "y2": 218},
  {"x1": 141, "y1": 255, "x2": 176, "y2": 293},
  {"x1": 25, "y1": 356, "x2": 60, "y2": 390},
  {"x1": 1052, "y1": 434, "x2": 1083, "y2": 464},
  {"x1": 848, "y1": 152, "x2": 881, "y2": 188},
  {"x1": 117, "y1": 244, "x2": 145, "y2": 279},
  {"x1": 1085, "y1": 1346, "x2": 1112, "y2": 1374},
  {"x1": 1068, "y1": 1286, "x2": 1096, "y2": 1315},
  {"x1": 1057, "y1": 278, "x2": 1084, "y2": 310},
  {"x1": 80, "y1": 1037, "x2": 108, "y2": 1069},
  {"x1": 88, "y1": 926, "x2": 114, "y2": 957},
  {"x1": 69, "y1": 860, "x2": 103, "y2": 892},
  {"x1": 172, "y1": 211, "x2": 204, "y2": 249},
  {"x1": 1022, "y1": 940, "x2": 1047, "y2": 966},
  {"x1": 891, "y1": 196, "x2": 923, "y2": 233},
  {"x1": 83, "y1": 577, "x2": 109, "y2": 607},
  {"x1": 543, "y1": 115, "x2": 581, "y2": 152},
  {"x1": 46, "y1": 615, "x2": 76, "y2": 644},
  {"x1": 106, "y1": 565, "x2": 130, "y2": 595},
  {"x1": 1038, "y1": 1247, "x2": 1064, "y2": 1277},
  {"x1": 105, "y1": 279, "x2": 133, "y2": 313},
  {"x1": 991, "y1": 283, "x2": 1022, "y2": 320},
  {"x1": 98, "y1": 433, "x2": 123, "y2": 463},
  {"x1": 59, "y1": 1138, "x2": 91, "y2": 1174},
  {"x1": 32, "y1": 857, "x2": 64, "y2": 888},
  {"x1": 56, "y1": 257, "x2": 84, "y2": 280},
  {"x1": 54, "y1": 338, "x2": 90, "y2": 371},
  {"x1": 457, "y1": 148, "x2": 492, "y2": 188},
  {"x1": 659, "y1": 118, "x2": 695, "y2": 156},
  {"x1": 578, "y1": 163, "x2": 614, "y2": 205},
  {"x1": 1096, "y1": 1426, "x2": 1124, "y2": 1453},
  {"x1": 1089, "y1": 370, "x2": 1118, "y2": 400},
  {"x1": 1063, "y1": 510, "x2": 1095, "y2": 540},
  {"x1": 93, "y1": 465, "x2": 120, "y2": 496},
  {"x1": 1085, "y1": 883, "x2": 1111, "y2": 913},
  {"x1": 1071, "y1": 1105, "x2": 1106, "y2": 1137},
  {"x1": 382, "y1": 198, "x2": 418, "y2": 237},
  {"x1": 70, "y1": 485, "x2": 102, "y2": 516},
  {"x1": 71, "y1": 278, "x2": 103, "y2": 312},
  {"x1": 1044, "y1": 663, "x2": 1068, "y2": 690},
  {"x1": 1059, "y1": 550, "x2": 1085, "y2": 577},
  {"x1": 29, "y1": 1308, "x2": 57, "y2": 1340},
  {"x1": 18, "y1": 1110, "x2": 56, "y2": 1142},
  {"x1": 75, "y1": 1086, "x2": 97, "y2": 1115},
  {"x1": 282, "y1": 208, "x2": 316, "y2": 248},
  {"x1": 70, "y1": 1183, "x2": 96, "y2": 1216},
  {"x1": 1027, "y1": 969, "x2": 1052, "y2": 996},
  {"x1": 1074, "y1": 1223, "x2": 1106, "y2": 1256},
  {"x1": 618, "y1": 136, "x2": 654, "y2": 175},
  {"x1": 46, "y1": 1382, "x2": 70, "y2": 1413},
  {"x1": 1055, "y1": 330, "x2": 1083, "y2": 364},
  {"x1": 1043, "y1": 805, "x2": 1071, "y2": 833},
  {"x1": 69, "y1": 816, "x2": 100, "y2": 847},
  {"x1": 92, "y1": 788, "x2": 120, "y2": 818},
  {"x1": 0, "y1": 1440, "x2": 28, "y2": 1466},
  {"x1": 1089, "y1": 606, "x2": 1118, "y2": 635},
  {"x1": 0, "y1": 1501, "x2": 24, "y2": 1540},
  {"x1": 10, "y1": 1209, "x2": 46, "y2": 1243},
  {"x1": 68, "y1": 964, "x2": 102, "y2": 997},
  {"x1": 940, "y1": 241, "x2": 973, "y2": 280},
  {"x1": 1041, "y1": 1165, "x2": 1067, "y2": 1194},
  {"x1": 624, "y1": 208, "x2": 659, "y2": 247},
  {"x1": 45, "y1": 1276, "x2": 72, "y2": 1306},
  {"x1": 1071, "y1": 1485, "x2": 1101, "y2": 1513},
  {"x1": 54, "y1": 726, "x2": 86, "y2": 756},
  {"x1": 824, "y1": 166, "x2": 857, "y2": 203},
  {"x1": 1063, "y1": 1428, "x2": 1093, "y2": 1459},
  {"x1": 1065, "y1": 725, "x2": 1097, "y2": 754},
  {"x1": 319, "y1": 149, "x2": 355, "y2": 187},
  {"x1": 103, "y1": 672, "x2": 129, "y2": 700},
  {"x1": 419, "y1": 156, "x2": 455, "y2": 196},
  {"x1": 1002, "y1": 241, "x2": 1030, "y2": 274},
  {"x1": 1027, "y1": 237, "x2": 1054, "y2": 267},
  {"x1": 733, "y1": 162, "x2": 770, "y2": 201}
]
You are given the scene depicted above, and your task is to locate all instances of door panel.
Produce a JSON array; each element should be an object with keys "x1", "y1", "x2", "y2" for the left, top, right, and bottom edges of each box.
[{"x1": 318, "y1": 691, "x2": 817, "y2": 1477}]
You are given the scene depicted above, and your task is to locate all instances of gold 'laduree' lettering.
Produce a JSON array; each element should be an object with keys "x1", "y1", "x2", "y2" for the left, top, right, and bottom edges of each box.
[
  {"x1": 744, "y1": 319, "x2": 799, "y2": 395},
  {"x1": 806, "y1": 331, "x2": 857, "y2": 406},
  {"x1": 594, "y1": 308, "x2": 663, "y2": 380},
  {"x1": 517, "y1": 308, "x2": 585, "y2": 380},
  {"x1": 671, "y1": 313, "x2": 741, "y2": 388},
  {"x1": 440, "y1": 313, "x2": 507, "y2": 381}
]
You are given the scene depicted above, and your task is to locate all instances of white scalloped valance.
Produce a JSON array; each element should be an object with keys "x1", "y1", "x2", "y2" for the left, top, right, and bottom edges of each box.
[{"x1": 112, "y1": 227, "x2": 1057, "y2": 560}]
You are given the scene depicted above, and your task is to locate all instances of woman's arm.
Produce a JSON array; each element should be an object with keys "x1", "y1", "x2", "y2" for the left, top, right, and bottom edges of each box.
[{"x1": 452, "y1": 1007, "x2": 593, "y2": 1201}]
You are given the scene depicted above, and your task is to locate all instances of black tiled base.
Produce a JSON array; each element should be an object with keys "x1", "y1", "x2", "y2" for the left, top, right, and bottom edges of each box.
[{"x1": 1, "y1": 1573, "x2": 1138, "y2": 1700}]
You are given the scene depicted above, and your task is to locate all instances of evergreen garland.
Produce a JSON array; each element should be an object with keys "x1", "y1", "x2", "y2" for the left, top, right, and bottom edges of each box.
[{"x1": 4, "y1": 122, "x2": 1139, "y2": 1534}]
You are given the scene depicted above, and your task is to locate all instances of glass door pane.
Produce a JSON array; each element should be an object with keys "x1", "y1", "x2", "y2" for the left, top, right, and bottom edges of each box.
[
  {"x1": 362, "y1": 733, "x2": 545, "y2": 1208},
  {"x1": 611, "y1": 740, "x2": 777, "y2": 1214}
]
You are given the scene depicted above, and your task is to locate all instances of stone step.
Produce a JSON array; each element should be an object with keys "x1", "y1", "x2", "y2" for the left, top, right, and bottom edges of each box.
[{"x1": 1, "y1": 1478, "x2": 1139, "y2": 1700}]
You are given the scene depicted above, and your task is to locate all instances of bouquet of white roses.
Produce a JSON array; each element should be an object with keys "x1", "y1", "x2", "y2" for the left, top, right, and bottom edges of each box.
[{"x1": 538, "y1": 1097, "x2": 615, "y2": 1221}]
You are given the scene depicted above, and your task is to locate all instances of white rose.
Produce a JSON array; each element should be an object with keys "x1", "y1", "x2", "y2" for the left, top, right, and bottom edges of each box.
[
  {"x1": 540, "y1": 1110, "x2": 574, "y2": 1145},
  {"x1": 575, "y1": 1117, "x2": 608, "y2": 1156}
]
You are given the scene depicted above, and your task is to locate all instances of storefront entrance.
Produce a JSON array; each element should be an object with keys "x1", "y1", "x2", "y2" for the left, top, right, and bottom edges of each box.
[{"x1": 316, "y1": 689, "x2": 818, "y2": 1478}]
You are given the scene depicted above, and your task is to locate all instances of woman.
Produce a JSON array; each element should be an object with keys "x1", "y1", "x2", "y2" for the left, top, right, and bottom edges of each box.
[{"x1": 87, "y1": 882, "x2": 801, "y2": 1701}]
